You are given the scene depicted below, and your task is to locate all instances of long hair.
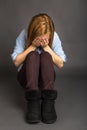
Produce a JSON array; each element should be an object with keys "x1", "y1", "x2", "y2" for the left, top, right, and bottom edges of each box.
[{"x1": 26, "y1": 13, "x2": 55, "y2": 49}]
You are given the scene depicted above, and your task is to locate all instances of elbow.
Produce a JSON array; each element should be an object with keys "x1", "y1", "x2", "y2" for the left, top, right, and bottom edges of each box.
[
  {"x1": 58, "y1": 61, "x2": 64, "y2": 68},
  {"x1": 14, "y1": 60, "x2": 19, "y2": 67},
  {"x1": 14, "y1": 56, "x2": 20, "y2": 67}
]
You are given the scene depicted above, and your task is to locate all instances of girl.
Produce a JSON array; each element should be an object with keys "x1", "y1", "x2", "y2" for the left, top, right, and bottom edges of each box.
[{"x1": 11, "y1": 13, "x2": 67, "y2": 124}]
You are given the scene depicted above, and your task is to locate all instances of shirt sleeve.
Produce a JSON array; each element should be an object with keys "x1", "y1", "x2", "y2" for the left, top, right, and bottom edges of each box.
[
  {"x1": 11, "y1": 29, "x2": 26, "y2": 61},
  {"x1": 52, "y1": 31, "x2": 67, "y2": 62}
]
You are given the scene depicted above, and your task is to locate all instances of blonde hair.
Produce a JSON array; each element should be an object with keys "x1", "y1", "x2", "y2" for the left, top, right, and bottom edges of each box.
[{"x1": 26, "y1": 13, "x2": 55, "y2": 49}]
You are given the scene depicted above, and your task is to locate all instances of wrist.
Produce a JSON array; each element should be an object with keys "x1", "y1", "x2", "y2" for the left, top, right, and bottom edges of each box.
[
  {"x1": 30, "y1": 44, "x2": 37, "y2": 50},
  {"x1": 43, "y1": 45, "x2": 49, "y2": 50}
]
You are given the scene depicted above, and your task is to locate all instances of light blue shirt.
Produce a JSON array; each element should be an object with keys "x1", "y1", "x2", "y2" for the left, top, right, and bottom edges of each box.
[{"x1": 11, "y1": 29, "x2": 67, "y2": 71}]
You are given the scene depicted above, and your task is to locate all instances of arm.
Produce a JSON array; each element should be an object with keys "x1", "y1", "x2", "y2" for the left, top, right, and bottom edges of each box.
[
  {"x1": 52, "y1": 32, "x2": 67, "y2": 62},
  {"x1": 14, "y1": 45, "x2": 36, "y2": 67},
  {"x1": 39, "y1": 33, "x2": 64, "y2": 68},
  {"x1": 14, "y1": 35, "x2": 42, "y2": 67},
  {"x1": 43, "y1": 45, "x2": 64, "y2": 68}
]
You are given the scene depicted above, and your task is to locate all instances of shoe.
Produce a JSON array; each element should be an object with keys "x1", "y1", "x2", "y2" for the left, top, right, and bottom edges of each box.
[
  {"x1": 41, "y1": 89, "x2": 57, "y2": 124},
  {"x1": 25, "y1": 90, "x2": 41, "y2": 124}
]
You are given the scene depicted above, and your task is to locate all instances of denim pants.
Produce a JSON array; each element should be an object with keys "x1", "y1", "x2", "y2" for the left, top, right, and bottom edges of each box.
[{"x1": 17, "y1": 51, "x2": 56, "y2": 90}]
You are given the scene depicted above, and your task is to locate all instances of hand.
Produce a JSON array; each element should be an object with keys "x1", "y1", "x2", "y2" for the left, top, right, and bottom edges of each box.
[
  {"x1": 32, "y1": 34, "x2": 49, "y2": 48},
  {"x1": 39, "y1": 34, "x2": 49, "y2": 48},
  {"x1": 40, "y1": 38, "x2": 49, "y2": 48},
  {"x1": 32, "y1": 37, "x2": 41, "y2": 47}
]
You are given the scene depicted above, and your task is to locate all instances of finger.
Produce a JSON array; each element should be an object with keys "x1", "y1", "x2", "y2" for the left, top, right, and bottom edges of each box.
[
  {"x1": 43, "y1": 39, "x2": 49, "y2": 46},
  {"x1": 41, "y1": 41, "x2": 45, "y2": 46},
  {"x1": 32, "y1": 39, "x2": 40, "y2": 47},
  {"x1": 40, "y1": 42, "x2": 43, "y2": 46}
]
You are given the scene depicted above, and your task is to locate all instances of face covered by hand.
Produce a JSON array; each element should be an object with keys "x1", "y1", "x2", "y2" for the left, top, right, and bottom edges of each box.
[{"x1": 32, "y1": 33, "x2": 50, "y2": 48}]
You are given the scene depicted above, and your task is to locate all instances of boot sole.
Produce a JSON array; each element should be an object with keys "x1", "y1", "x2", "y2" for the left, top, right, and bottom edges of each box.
[
  {"x1": 25, "y1": 115, "x2": 41, "y2": 124},
  {"x1": 25, "y1": 118, "x2": 40, "y2": 124},
  {"x1": 41, "y1": 118, "x2": 57, "y2": 124}
]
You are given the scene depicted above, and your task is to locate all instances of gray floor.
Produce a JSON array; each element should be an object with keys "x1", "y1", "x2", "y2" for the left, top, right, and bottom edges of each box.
[{"x1": 0, "y1": 69, "x2": 87, "y2": 130}]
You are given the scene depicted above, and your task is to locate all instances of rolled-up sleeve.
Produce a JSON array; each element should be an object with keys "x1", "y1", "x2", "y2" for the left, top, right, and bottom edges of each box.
[
  {"x1": 52, "y1": 32, "x2": 67, "y2": 62},
  {"x1": 11, "y1": 29, "x2": 26, "y2": 61}
]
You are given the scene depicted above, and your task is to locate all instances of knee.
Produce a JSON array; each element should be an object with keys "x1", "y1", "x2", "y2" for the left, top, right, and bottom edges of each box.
[
  {"x1": 25, "y1": 51, "x2": 40, "y2": 62},
  {"x1": 27, "y1": 51, "x2": 39, "y2": 57},
  {"x1": 40, "y1": 51, "x2": 52, "y2": 61}
]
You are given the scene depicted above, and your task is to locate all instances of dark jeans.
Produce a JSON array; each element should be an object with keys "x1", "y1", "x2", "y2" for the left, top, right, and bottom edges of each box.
[{"x1": 17, "y1": 51, "x2": 56, "y2": 90}]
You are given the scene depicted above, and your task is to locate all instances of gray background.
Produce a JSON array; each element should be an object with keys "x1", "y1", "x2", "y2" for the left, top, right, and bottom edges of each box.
[
  {"x1": 0, "y1": 0, "x2": 87, "y2": 70},
  {"x1": 0, "y1": 0, "x2": 87, "y2": 130}
]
